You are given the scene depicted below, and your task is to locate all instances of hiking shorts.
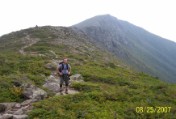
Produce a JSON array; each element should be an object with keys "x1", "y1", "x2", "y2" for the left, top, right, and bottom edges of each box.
[{"x1": 60, "y1": 74, "x2": 70, "y2": 86}]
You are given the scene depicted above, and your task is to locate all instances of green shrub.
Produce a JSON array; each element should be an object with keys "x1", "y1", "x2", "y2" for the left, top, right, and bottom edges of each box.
[{"x1": 71, "y1": 82, "x2": 100, "y2": 92}]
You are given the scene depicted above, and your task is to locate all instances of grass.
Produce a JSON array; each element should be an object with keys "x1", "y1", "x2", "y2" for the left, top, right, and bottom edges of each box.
[
  {"x1": 29, "y1": 59, "x2": 176, "y2": 118},
  {"x1": 0, "y1": 26, "x2": 176, "y2": 118},
  {"x1": 0, "y1": 53, "x2": 50, "y2": 102}
]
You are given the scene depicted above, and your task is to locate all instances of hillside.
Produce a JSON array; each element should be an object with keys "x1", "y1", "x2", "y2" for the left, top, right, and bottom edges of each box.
[
  {"x1": 73, "y1": 14, "x2": 176, "y2": 83},
  {"x1": 0, "y1": 26, "x2": 176, "y2": 118}
]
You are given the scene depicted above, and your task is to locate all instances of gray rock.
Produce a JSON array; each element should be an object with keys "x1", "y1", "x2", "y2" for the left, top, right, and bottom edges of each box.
[
  {"x1": 43, "y1": 82, "x2": 60, "y2": 93},
  {"x1": 14, "y1": 104, "x2": 21, "y2": 108},
  {"x1": 22, "y1": 84, "x2": 47, "y2": 101},
  {"x1": 21, "y1": 100, "x2": 33, "y2": 106},
  {"x1": 13, "y1": 109, "x2": 24, "y2": 115},
  {"x1": 0, "y1": 104, "x2": 6, "y2": 113},
  {"x1": 46, "y1": 75, "x2": 60, "y2": 83},
  {"x1": 43, "y1": 75, "x2": 60, "y2": 93},
  {"x1": 70, "y1": 74, "x2": 84, "y2": 82},
  {"x1": 32, "y1": 88, "x2": 47, "y2": 100},
  {"x1": 0, "y1": 114, "x2": 13, "y2": 119},
  {"x1": 6, "y1": 110, "x2": 14, "y2": 114},
  {"x1": 0, "y1": 103, "x2": 16, "y2": 112},
  {"x1": 21, "y1": 105, "x2": 32, "y2": 113},
  {"x1": 13, "y1": 115, "x2": 28, "y2": 119}
]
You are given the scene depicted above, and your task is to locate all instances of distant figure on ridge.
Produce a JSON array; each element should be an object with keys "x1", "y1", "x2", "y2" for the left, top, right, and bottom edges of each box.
[{"x1": 57, "y1": 58, "x2": 71, "y2": 94}]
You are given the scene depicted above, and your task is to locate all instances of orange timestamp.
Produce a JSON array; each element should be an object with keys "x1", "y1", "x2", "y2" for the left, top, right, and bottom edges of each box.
[{"x1": 135, "y1": 106, "x2": 172, "y2": 114}]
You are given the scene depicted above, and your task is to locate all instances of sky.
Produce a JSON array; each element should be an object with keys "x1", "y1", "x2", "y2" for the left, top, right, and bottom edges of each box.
[{"x1": 0, "y1": 0, "x2": 176, "y2": 42}]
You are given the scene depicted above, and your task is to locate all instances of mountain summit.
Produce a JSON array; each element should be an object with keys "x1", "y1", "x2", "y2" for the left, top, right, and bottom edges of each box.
[{"x1": 73, "y1": 14, "x2": 176, "y2": 82}]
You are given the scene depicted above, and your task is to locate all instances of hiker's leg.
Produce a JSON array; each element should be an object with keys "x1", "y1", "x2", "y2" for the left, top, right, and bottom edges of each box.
[
  {"x1": 65, "y1": 76, "x2": 69, "y2": 94},
  {"x1": 60, "y1": 77, "x2": 64, "y2": 92}
]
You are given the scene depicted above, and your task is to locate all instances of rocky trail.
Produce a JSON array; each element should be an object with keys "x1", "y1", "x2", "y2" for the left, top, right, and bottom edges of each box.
[
  {"x1": 19, "y1": 35, "x2": 40, "y2": 55},
  {"x1": 0, "y1": 68, "x2": 83, "y2": 119},
  {"x1": 1, "y1": 34, "x2": 84, "y2": 118}
]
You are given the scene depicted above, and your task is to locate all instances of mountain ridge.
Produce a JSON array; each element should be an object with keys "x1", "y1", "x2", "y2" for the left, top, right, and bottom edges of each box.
[
  {"x1": 0, "y1": 25, "x2": 176, "y2": 118},
  {"x1": 73, "y1": 14, "x2": 176, "y2": 82}
]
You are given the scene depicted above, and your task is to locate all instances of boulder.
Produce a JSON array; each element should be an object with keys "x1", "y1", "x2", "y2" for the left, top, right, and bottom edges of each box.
[
  {"x1": 13, "y1": 109, "x2": 24, "y2": 115},
  {"x1": 0, "y1": 103, "x2": 16, "y2": 112},
  {"x1": 0, "y1": 114, "x2": 13, "y2": 119},
  {"x1": 0, "y1": 104, "x2": 6, "y2": 113},
  {"x1": 45, "y1": 75, "x2": 60, "y2": 83},
  {"x1": 43, "y1": 75, "x2": 60, "y2": 93},
  {"x1": 14, "y1": 103, "x2": 21, "y2": 108},
  {"x1": 70, "y1": 74, "x2": 84, "y2": 82},
  {"x1": 13, "y1": 115, "x2": 28, "y2": 119},
  {"x1": 22, "y1": 84, "x2": 47, "y2": 101},
  {"x1": 43, "y1": 82, "x2": 60, "y2": 93}
]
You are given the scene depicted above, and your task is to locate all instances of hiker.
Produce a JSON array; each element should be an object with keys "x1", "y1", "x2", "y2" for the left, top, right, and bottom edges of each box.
[{"x1": 57, "y1": 58, "x2": 71, "y2": 94}]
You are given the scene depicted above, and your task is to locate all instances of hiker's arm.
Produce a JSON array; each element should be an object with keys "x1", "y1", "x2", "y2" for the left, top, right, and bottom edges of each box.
[
  {"x1": 68, "y1": 64, "x2": 71, "y2": 75},
  {"x1": 57, "y1": 65, "x2": 62, "y2": 75}
]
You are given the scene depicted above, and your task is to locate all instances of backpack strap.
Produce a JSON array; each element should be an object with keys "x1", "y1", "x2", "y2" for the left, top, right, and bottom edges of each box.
[
  {"x1": 66, "y1": 64, "x2": 69, "y2": 70},
  {"x1": 61, "y1": 63, "x2": 69, "y2": 70},
  {"x1": 62, "y1": 63, "x2": 64, "y2": 70}
]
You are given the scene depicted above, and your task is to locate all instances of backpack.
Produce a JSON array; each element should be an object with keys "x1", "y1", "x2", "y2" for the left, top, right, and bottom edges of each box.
[{"x1": 58, "y1": 62, "x2": 69, "y2": 72}]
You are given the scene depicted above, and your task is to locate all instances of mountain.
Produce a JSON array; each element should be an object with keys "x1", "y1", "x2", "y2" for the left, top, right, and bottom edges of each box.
[
  {"x1": 0, "y1": 26, "x2": 176, "y2": 118},
  {"x1": 72, "y1": 14, "x2": 176, "y2": 83}
]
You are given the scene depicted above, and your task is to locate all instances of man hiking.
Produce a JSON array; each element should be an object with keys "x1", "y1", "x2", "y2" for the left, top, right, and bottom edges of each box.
[{"x1": 57, "y1": 58, "x2": 71, "y2": 94}]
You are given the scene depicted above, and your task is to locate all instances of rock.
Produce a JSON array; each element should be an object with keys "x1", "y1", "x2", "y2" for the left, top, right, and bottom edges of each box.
[
  {"x1": 21, "y1": 99, "x2": 33, "y2": 106},
  {"x1": 0, "y1": 114, "x2": 13, "y2": 119},
  {"x1": 21, "y1": 105, "x2": 32, "y2": 113},
  {"x1": 46, "y1": 75, "x2": 60, "y2": 83},
  {"x1": 32, "y1": 88, "x2": 47, "y2": 100},
  {"x1": 43, "y1": 75, "x2": 60, "y2": 93},
  {"x1": 13, "y1": 109, "x2": 24, "y2": 115},
  {"x1": 43, "y1": 82, "x2": 60, "y2": 93},
  {"x1": 22, "y1": 84, "x2": 47, "y2": 101},
  {"x1": 14, "y1": 104, "x2": 21, "y2": 108},
  {"x1": 0, "y1": 104, "x2": 6, "y2": 113},
  {"x1": 6, "y1": 110, "x2": 15, "y2": 114},
  {"x1": 13, "y1": 115, "x2": 28, "y2": 119},
  {"x1": 70, "y1": 74, "x2": 84, "y2": 82},
  {"x1": 0, "y1": 103, "x2": 16, "y2": 112}
]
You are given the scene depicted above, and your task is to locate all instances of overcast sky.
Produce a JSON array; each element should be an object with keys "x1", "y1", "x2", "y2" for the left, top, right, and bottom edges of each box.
[{"x1": 0, "y1": 0, "x2": 176, "y2": 42}]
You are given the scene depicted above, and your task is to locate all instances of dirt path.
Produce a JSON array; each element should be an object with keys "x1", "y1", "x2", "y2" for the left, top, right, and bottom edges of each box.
[
  {"x1": 56, "y1": 88, "x2": 79, "y2": 96},
  {"x1": 19, "y1": 35, "x2": 40, "y2": 55}
]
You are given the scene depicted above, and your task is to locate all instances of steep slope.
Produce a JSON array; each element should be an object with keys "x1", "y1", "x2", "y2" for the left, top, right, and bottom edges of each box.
[
  {"x1": 0, "y1": 26, "x2": 176, "y2": 118},
  {"x1": 72, "y1": 14, "x2": 176, "y2": 82},
  {"x1": 0, "y1": 26, "x2": 121, "y2": 102}
]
